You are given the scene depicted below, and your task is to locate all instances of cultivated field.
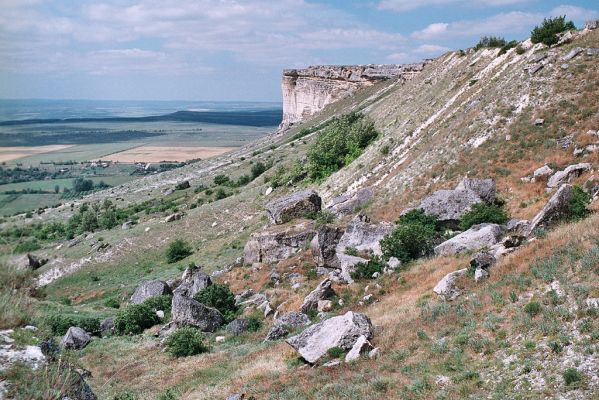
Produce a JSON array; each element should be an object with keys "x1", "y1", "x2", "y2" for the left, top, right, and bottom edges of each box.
[
  {"x1": 99, "y1": 145, "x2": 235, "y2": 163},
  {"x1": 0, "y1": 145, "x2": 73, "y2": 163}
]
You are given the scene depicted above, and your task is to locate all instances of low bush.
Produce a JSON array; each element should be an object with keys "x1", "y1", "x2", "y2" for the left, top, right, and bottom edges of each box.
[
  {"x1": 269, "y1": 161, "x2": 306, "y2": 188},
  {"x1": 104, "y1": 297, "x2": 120, "y2": 309},
  {"x1": 193, "y1": 284, "x2": 238, "y2": 323},
  {"x1": 568, "y1": 186, "x2": 591, "y2": 220},
  {"x1": 474, "y1": 36, "x2": 507, "y2": 50},
  {"x1": 13, "y1": 239, "x2": 41, "y2": 253},
  {"x1": 381, "y1": 210, "x2": 438, "y2": 263},
  {"x1": 165, "y1": 326, "x2": 208, "y2": 357},
  {"x1": 251, "y1": 161, "x2": 268, "y2": 180},
  {"x1": 498, "y1": 40, "x2": 519, "y2": 55},
  {"x1": 44, "y1": 314, "x2": 100, "y2": 336},
  {"x1": 213, "y1": 174, "x2": 230, "y2": 186},
  {"x1": 246, "y1": 314, "x2": 262, "y2": 332},
  {"x1": 307, "y1": 113, "x2": 378, "y2": 181},
  {"x1": 143, "y1": 295, "x2": 172, "y2": 313},
  {"x1": 524, "y1": 300, "x2": 541, "y2": 317},
  {"x1": 351, "y1": 256, "x2": 385, "y2": 280},
  {"x1": 214, "y1": 188, "x2": 230, "y2": 200},
  {"x1": 326, "y1": 346, "x2": 345, "y2": 358},
  {"x1": 531, "y1": 16, "x2": 575, "y2": 46},
  {"x1": 459, "y1": 203, "x2": 509, "y2": 230},
  {"x1": 563, "y1": 367, "x2": 583, "y2": 387},
  {"x1": 166, "y1": 239, "x2": 193, "y2": 263},
  {"x1": 114, "y1": 303, "x2": 159, "y2": 335},
  {"x1": 0, "y1": 265, "x2": 33, "y2": 329}
]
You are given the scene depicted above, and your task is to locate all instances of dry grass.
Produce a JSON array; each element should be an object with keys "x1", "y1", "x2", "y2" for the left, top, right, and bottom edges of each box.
[{"x1": 98, "y1": 145, "x2": 235, "y2": 163}]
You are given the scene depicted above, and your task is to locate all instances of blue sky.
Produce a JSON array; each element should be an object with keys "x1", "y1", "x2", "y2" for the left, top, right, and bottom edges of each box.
[{"x1": 0, "y1": 0, "x2": 597, "y2": 102}]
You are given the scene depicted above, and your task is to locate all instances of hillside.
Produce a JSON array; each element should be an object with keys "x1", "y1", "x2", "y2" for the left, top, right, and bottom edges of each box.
[{"x1": 1, "y1": 22, "x2": 598, "y2": 400}]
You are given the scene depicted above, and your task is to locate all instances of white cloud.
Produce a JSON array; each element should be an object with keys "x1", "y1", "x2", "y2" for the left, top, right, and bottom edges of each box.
[
  {"x1": 377, "y1": 0, "x2": 532, "y2": 12},
  {"x1": 549, "y1": 5, "x2": 599, "y2": 21},
  {"x1": 414, "y1": 44, "x2": 451, "y2": 54}
]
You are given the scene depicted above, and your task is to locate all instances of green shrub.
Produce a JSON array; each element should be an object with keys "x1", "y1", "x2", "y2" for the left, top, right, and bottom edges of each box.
[
  {"x1": 104, "y1": 297, "x2": 120, "y2": 309},
  {"x1": 381, "y1": 210, "x2": 438, "y2": 263},
  {"x1": 251, "y1": 161, "x2": 268, "y2": 180},
  {"x1": 498, "y1": 40, "x2": 519, "y2": 55},
  {"x1": 350, "y1": 256, "x2": 385, "y2": 280},
  {"x1": 524, "y1": 300, "x2": 541, "y2": 317},
  {"x1": 113, "y1": 392, "x2": 137, "y2": 400},
  {"x1": 166, "y1": 239, "x2": 193, "y2": 263},
  {"x1": 459, "y1": 203, "x2": 508, "y2": 230},
  {"x1": 531, "y1": 16, "x2": 575, "y2": 46},
  {"x1": 13, "y1": 239, "x2": 41, "y2": 253},
  {"x1": 304, "y1": 210, "x2": 335, "y2": 227},
  {"x1": 270, "y1": 161, "x2": 306, "y2": 188},
  {"x1": 114, "y1": 303, "x2": 159, "y2": 335},
  {"x1": 474, "y1": 36, "x2": 507, "y2": 50},
  {"x1": 214, "y1": 188, "x2": 230, "y2": 200},
  {"x1": 44, "y1": 314, "x2": 100, "y2": 336},
  {"x1": 307, "y1": 113, "x2": 378, "y2": 181},
  {"x1": 327, "y1": 346, "x2": 345, "y2": 358},
  {"x1": 193, "y1": 284, "x2": 238, "y2": 322},
  {"x1": 568, "y1": 186, "x2": 591, "y2": 220},
  {"x1": 165, "y1": 326, "x2": 208, "y2": 357},
  {"x1": 213, "y1": 174, "x2": 230, "y2": 186},
  {"x1": 563, "y1": 368, "x2": 583, "y2": 386},
  {"x1": 515, "y1": 46, "x2": 526, "y2": 55},
  {"x1": 158, "y1": 389, "x2": 178, "y2": 400},
  {"x1": 143, "y1": 295, "x2": 172, "y2": 313},
  {"x1": 246, "y1": 314, "x2": 262, "y2": 332}
]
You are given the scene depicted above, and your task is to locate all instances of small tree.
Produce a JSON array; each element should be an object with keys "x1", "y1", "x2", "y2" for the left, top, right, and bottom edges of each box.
[
  {"x1": 531, "y1": 16, "x2": 575, "y2": 46},
  {"x1": 193, "y1": 284, "x2": 237, "y2": 322},
  {"x1": 251, "y1": 161, "x2": 267, "y2": 180},
  {"x1": 166, "y1": 239, "x2": 193, "y2": 263},
  {"x1": 459, "y1": 203, "x2": 508, "y2": 231},
  {"x1": 114, "y1": 303, "x2": 159, "y2": 335},
  {"x1": 165, "y1": 326, "x2": 208, "y2": 357}
]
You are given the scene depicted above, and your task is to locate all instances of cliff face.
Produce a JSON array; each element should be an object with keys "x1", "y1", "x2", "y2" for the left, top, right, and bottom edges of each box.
[{"x1": 280, "y1": 64, "x2": 427, "y2": 129}]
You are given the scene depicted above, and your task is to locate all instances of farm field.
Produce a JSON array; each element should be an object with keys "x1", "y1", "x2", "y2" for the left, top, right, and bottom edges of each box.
[
  {"x1": 99, "y1": 145, "x2": 235, "y2": 163},
  {"x1": 0, "y1": 175, "x2": 136, "y2": 193},
  {"x1": 0, "y1": 193, "x2": 62, "y2": 216},
  {"x1": 0, "y1": 145, "x2": 73, "y2": 163}
]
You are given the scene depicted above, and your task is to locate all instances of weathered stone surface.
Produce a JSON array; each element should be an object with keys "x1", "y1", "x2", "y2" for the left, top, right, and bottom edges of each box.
[
  {"x1": 474, "y1": 267, "x2": 489, "y2": 282},
  {"x1": 26, "y1": 253, "x2": 48, "y2": 270},
  {"x1": 328, "y1": 187, "x2": 374, "y2": 215},
  {"x1": 433, "y1": 268, "x2": 468, "y2": 301},
  {"x1": 164, "y1": 213, "x2": 182, "y2": 223},
  {"x1": 311, "y1": 225, "x2": 344, "y2": 268},
  {"x1": 99, "y1": 317, "x2": 114, "y2": 335},
  {"x1": 265, "y1": 189, "x2": 322, "y2": 224},
  {"x1": 281, "y1": 64, "x2": 427, "y2": 129},
  {"x1": 336, "y1": 213, "x2": 394, "y2": 256},
  {"x1": 300, "y1": 279, "x2": 335, "y2": 313},
  {"x1": 505, "y1": 219, "x2": 530, "y2": 236},
  {"x1": 130, "y1": 280, "x2": 172, "y2": 304},
  {"x1": 529, "y1": 64, "x2": 543, "y2": 74},
  {"x1": 561, "y1": 47, "x2": 582, "y2": 61},
  {"x1": 586, "y1": 20, "x2": 598, "y2": 30},
  {"x1": 455, "y1": 178, "x2": 496, "y2": 203},
  {"x1": 286, "y1": 311, "x2": 373, "y2": 364},
  {"x1": 175, "y1": 180, "x2": 190, "y2": 190},
  {"x1": 528, "y1": 184, "x2": 574, "y2": 234},
  {"x1": 61, "y1": 327, "x2": 91, "y2": 350},
  {"x1": 547, "y1": 163, "x2": 592, "y2": 188},
  {"x1": 317, "y1": 300, "x2": 333, "y2": 312},
  {"x1": 121, "y1": 221, "x2": 132, "y2": 230},
  {"x1": 434, "y1": 224, "x2": 504, "y2": 256},
  {"x1": 265, "y1": 311, "x2": 311, "y2": 341},
  {"x1": 173, "y1": 269, "x2": 212, "y2": 298},
  {"x1": 66, "y1": 369, "x2": 98, "y2": 400},
  {"x1": 533, "y1": 165, "x2": 553, "y2": 179},
  {"x1": 171, "y1": 294, "x2": 224, "y2": 332},
  {"x1": 413, "y1": 188, "x2": 484, "y2": 227},
  {"x1": 345, "y1": 335, "x2": 372, "y2": 362},
  {"x1": 470, "y1": 251, "x2": 496, "y2": 270},
  {"x1": 587, "y1": 48, "x2": 599, "y2": 56},
  {"x1": 337, "y1": 253, "x2": 369, "y2": 284},
  {"x1": 226, "y1": 318, "x2": 250, "y2": 335},
  {"x1": 244, "y1": 221, "x2": 316, "y2": 264}
]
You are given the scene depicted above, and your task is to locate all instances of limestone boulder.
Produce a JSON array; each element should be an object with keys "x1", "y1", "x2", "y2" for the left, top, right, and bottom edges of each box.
[
  {"x1": 171, "y1": 294, "x2": 224, "y2": 332},
  {"x1": 164, "y1": 213, "x2": 182, "y2": 223},
  {"x1": 265, "y1": 311, "x2": 310, "y2": 341},
  {"x1": 244, "y1": 221, "x2": 315, "y2": 264},
  {"x1": 413, "y1": 189, "x2": 483, "y2": 227},
  {"x1": 26, "y1": 253, "x2": 48, "y2": 270},
  {"x1": 61, "y1": 327, "x2": 91, "y2": 350},
  {"x1": 336, "y1": 213, "x2": 394, "y2": 256},
  {"x1": 286, "y1": 311, "x2": 373, "y2": 364},
  {"x1": 455, "y1": 178, "x2": 496, "y2": 203},
  {"x1": 173, "y1": 269, "x2": 212, "y2": 298},
  {"x1": 328, "y1": 187, "x2": 374, "y2": 215},
  {"x1": 547, "y1": 163, "x2": 592, "y2": 189},
  {"x1": 434, "y1": 224, "x2": 504, "y2": 256},
  {"x1": 337, "y1": 253, "x2": 369, "y2": 284},
  {"x1": 265, "y1": 189, "x2": 322, "y2": 224},
  {"x1": 130, "y1": 280, "x2": 172, "y2": 304},
  {"x1": 311, "y1": 225, "x2": 344, "y2": 268},
  {"x1": 226, "y1": 318, "x2": 250, "y2": 335},
  {"x1": 99, "y1": 317, "x2": 114, "y2": 336},
  {"x1": 528, "y1": 184, "x2": 574, "y2": 234},
  {"x1": 433, "y1": 268, "x2": 468, "y2": 301},
  {"x1": 533, "y1": 165, "x2": 553, "y2": 179},
  {"x1": 344, "y1": 335, "x2": 373, "y2": 362},
  {"x1": 300, "y1": 279, "x2": 335, "y2": 313}
]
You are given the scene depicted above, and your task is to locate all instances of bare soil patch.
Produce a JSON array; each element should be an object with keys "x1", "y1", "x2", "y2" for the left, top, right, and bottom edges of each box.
[
  {"x1": 99, "y1": 145, "x2": 235, "y2": 163},
  {"x1": 0, "y1": 145, "x2": 74, "y2": 162}
]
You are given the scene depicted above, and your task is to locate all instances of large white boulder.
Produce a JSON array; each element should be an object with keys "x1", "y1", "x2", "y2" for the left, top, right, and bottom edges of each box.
[
  {"x1": 434, "y1": 224, "x2": 503, "y2": 256},
  {"x1": 433, "y1": 268, "x2": 468, "y2": 301}
]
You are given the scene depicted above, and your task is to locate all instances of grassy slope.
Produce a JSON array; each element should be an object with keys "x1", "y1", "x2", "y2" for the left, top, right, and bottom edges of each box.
[{"x1": 0, "y1": 29, "x2": 598, "y2": 400}]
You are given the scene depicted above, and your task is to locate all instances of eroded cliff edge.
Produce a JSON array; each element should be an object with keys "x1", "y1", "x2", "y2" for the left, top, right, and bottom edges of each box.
[{"x1": 280, "y1": 63, "x2": 428, "y2": 129}]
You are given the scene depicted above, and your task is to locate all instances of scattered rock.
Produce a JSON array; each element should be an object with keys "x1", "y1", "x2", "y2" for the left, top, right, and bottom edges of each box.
[
  {"x1": 474, "y1": 267, "x2": 489, "y2": 282},
  {"x1": 547, "y1": 163, "x2": 592, "y2": 189},
  {"x1": 130, "y1": 280, "x2": 172, "y2": 304},
  {"x1": 434, "y1": 224, "x2": 503, "y2": 256},
  {"x1": 336, "y1": 253, "x2": 369, "y2": 284},
  {"x1": 68, "y1": 238, "x2": 81, "y2": 248},
  {"x1": 470, "y1": 251, "x2": 496, "y2": 270},
  {"x1": 557, "y1": 135, "x2": 574, "y2": 149},
  {"x1": 226, "y1": 318, "x2": 250, "y2": 335},
  {"x1": 243, "y1": 221, "x2": 315, "y2": 264},
  {"x1": 505, "y1": 219, "x2": 530, "y2": 236},
  {"x1": 300, "y1": 278, "x2": 335, "y2": 313},
  {"x1": 164, "y1": 213, "x2": 182, "y2": 223},
  {"x1": 175, "y1": 180, "x2": 190, "y2": 190},
  {"x1": 265, "y1": 189, "x2": 322, "y2": 224},
  {"x1": 585, "y1": 20, "x2": 598, "y2": 30},
  {"x1": 344, "y1": 335, "x2": 372, "y2": 362},
  {"x1": 265, "y1": 187, "x2": 273, "y2": 196},
  {"x1": 336, "y1": 213, "x2": 394, "y2": 256},
  {"x1": 215, "y1": 336, "x2": 225, "y2": 343},
  {"x1": 121, "y1": 221, "x2": 133, "y2": 230},
  {"x1": 170, "y1": 294, "x2": 224, "y2": 332},
  {"x1": 286, "y1": 311, "x2": 374, "y2": 364},
  {"x1": 528, "y1": 184, "x2": 574, "y2": 234},
  {"x1": 265, "y1": 311, "x2": 311, "y2": 341},
  {"x1": 585, "y1": 298, "x2": 599, "y2": 308},
  {"x1": 61, "y1": 327, "x2": 91, "y2": 350},
  {"x1": 311, "y1": 225, "x2": 344, "y2": 268},
  {"x1": 26, "y1": 253, "x2": 48, "y2": 270},
  {"x1": 561, "y1": 47, "x2": 582, "y2": 61},
  {"x1": 534, "y1": 118, "x2": 545, "y2": 126},
  {"x1": 433, "y1": 268, "x2": 468, "y2": 301},
  {"x1": 317, "y1": 300, "x2": 333, "y2": 312},
  {"x1": 587, "y1": 48, "x2": 599, "y2": 56},
  {"x1": 66, "y1": 369, "x2": 98, "y2": 400},
  {"x1": 328, "y1": 187, "x2": 374, "y2": 215},
  {"x1": 529, "y1": 64, "x2": 543, "y2": 74},
  {"x1": 99, "y1": 317, "x2": 114, "y2": 335},
  {"x1": 368, "y1": 347, "x2": 380, "y2": 359},
  {"x1": 156, "y1": 310, "x2": 165, "y2": 319},
  {"x1": 173, "y1": 268, "x2": 212, "y2": 298},
  {"x1": 533, "y1": 165, "x2": 553, "y2": 179},
  {"x1": 455, "y1": 178, "x2": 496, "y2": 203}
]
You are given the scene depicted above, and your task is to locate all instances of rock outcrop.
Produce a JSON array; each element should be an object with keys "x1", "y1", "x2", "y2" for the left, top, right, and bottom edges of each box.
[
  {"x1": 280, "y1": 64, "x2": 427, "y2": 129},
  {"x1": 311, "y1": 225, "x2": 344, "y2": 268},
  {"x1": 265, "y1": 190, "x2": 322, "y2": 224},
  {"x1": 130, "y1": 280, "x2": 172, "y2": 304},
  {"x1": 173, "y1": 268, "x2": 212, "y2": 298},
  {"x1": 434, "y1": 223, "x2": 504, "y2": 256},
  {"x1": 300, "y1": 278, "x2": 335, "y2": 313},
  {"x1": 433, "y1": 268, "x2": 468, "y2": 301},
  {"x1": 170, "y1": 294, "x2": 224, "y2": 332},
  {"x1": 61, "y1": 327, "x2": 91, "y2": 350},
  {"x1": 286, "y1": 311, "x2": 373, "y2": 364},
  {"x1": 244, "y1": 221, "x2": 316, "y2": 264},
  {"x1": 265, "y1": 311, "x2": 311, "y2": 341},
  {"x1": 336, "y1": 213, "x2": 394, "y2": 256},
  {"x1": 327, "y1": 187, "x2": 374, "y2": 215},
  {"x1": 528, "y1": 184, "x2": 574, "y2": 234},
  {"x1": 547, "y1": 163, "x2": 591, "y2": 189}
]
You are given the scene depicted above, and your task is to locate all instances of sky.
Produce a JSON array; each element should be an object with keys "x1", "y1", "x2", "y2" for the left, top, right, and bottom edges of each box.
[{"x1": 0, "y1": 0, "x2": 597, "y2": 102}]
